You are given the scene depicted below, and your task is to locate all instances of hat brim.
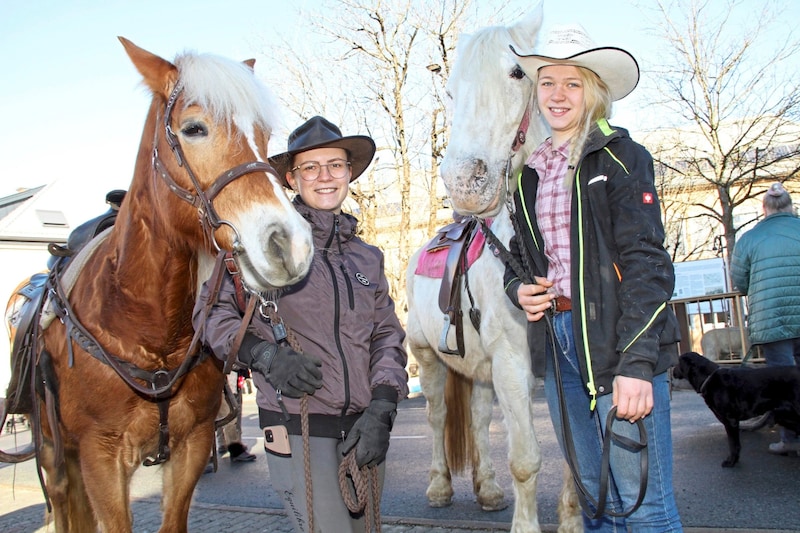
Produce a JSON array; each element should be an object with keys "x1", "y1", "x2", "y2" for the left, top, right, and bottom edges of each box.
[
  {"x1": 269, "y1": 136, "x2": 376, "y2": 188},
  {"x1": 511, "y1": 45, "x2": 639, "y2": 101}
]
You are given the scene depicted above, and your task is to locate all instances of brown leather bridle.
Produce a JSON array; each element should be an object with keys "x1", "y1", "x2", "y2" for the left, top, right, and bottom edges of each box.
[{"x1": 152, "y1": 80, "x2": 281, "y2": 250}]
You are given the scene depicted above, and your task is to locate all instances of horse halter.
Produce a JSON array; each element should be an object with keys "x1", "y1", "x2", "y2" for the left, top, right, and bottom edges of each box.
[
  {"x1": 152, "y1": 80, "x2": 278, "y2": 250},
  {"x1": 502, "y1": 92, "x2": 536, "y2": 209}
]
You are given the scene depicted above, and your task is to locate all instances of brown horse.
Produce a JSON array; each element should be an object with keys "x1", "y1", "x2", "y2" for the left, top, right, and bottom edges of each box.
[{"x1": 2, "y1": 37, "x2": 313, "y2": 533}]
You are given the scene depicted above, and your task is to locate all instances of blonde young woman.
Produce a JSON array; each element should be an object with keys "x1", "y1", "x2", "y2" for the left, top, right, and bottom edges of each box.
[{"x1": 503, "y1": 25, "x2": 683, "y2": 531}]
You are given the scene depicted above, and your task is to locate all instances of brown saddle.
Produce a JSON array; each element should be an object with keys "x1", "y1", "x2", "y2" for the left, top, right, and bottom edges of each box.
[
  {"x1": 5, "y1": 272, "x2": 48, "y2": 416},
  {"x1": 426, "y1": 216, "x2": 482, "y2": 357},
  {"x1": 1, "y1": 190, "x2": 127, "y2": 463}
]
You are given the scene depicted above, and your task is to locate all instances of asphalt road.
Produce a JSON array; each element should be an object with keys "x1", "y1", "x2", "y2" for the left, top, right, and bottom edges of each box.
[{"x1": 2, "y1": 383, "x2": 800, "y2": 531}]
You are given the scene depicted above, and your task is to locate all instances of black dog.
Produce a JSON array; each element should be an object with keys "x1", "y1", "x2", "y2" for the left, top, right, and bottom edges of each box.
[{"x1": 673, "y1": 351, "x2": 800, "y2": 467}]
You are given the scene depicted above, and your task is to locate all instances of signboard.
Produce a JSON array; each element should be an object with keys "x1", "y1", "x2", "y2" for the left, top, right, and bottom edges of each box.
[{"x1": 672, "y1": 257, "x2": 728, "y2": 300}]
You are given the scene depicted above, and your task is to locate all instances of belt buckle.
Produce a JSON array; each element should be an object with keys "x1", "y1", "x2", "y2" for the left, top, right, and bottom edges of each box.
[{"x1": 551, "y1": 296, "x2": 570, "y2": 314}]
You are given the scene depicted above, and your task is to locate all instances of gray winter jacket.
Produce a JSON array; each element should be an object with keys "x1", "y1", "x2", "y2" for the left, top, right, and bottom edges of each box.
[
  {"x1": 193, "y1": 197, "x2": 408, "y2": 438},
  {"x1": 730, "y1": 212, "x2": 800, "y2": 344}
]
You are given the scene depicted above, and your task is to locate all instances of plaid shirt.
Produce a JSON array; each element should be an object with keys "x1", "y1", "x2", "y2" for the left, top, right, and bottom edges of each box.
[{"x1": 526, "y1": 138, "x2": 572, "y2": 299}]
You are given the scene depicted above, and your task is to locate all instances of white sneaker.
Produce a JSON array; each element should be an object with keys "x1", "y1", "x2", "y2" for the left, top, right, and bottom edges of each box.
[{"x1": 768, "y1": 440, "x2": 800, "y2": 455}]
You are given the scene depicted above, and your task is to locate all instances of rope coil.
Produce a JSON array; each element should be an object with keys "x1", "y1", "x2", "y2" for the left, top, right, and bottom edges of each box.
[{"x1": 264, "y1": 306, "x2": 383, "y2": 532}]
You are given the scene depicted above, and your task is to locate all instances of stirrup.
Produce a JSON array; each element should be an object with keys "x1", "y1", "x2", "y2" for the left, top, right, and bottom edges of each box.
[{"x1": 437, "y1": 315, "x2": 460, "y2": 355}]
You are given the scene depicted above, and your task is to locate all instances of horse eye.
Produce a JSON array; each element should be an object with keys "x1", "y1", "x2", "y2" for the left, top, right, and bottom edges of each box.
[
  {"x1": 511, "y1": 66, "x2": 525, "y2": 80},
  {"x1": 181, "y1": 123, "x2": 208, "y2": 137}
]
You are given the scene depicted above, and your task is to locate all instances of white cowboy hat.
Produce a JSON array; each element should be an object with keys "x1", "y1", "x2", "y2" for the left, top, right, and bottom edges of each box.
[{"x1": 510, "y1": 24, "x2": 639, "y2": 101}]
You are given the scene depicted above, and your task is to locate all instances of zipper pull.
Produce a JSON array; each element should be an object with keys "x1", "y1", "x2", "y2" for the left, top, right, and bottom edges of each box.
[
  {"x1": 276, "y1": 390, "x2": 291, "y2": 422},
  {"x1": 334, "y1": 215, "x2": 343, "y2": 254}
]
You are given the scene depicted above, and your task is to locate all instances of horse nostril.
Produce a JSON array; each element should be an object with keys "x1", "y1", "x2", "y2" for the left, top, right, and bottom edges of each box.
[
  {"x1": 266, "y1": 227, "x2": 289, "y2": 263},
  {"x1": 474, "y1": 159, "x2": 488, "y2": 178}
]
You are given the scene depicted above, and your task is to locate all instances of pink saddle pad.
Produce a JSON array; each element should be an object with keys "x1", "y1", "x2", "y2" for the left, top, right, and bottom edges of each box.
[{"x1": 414, "y1": 226, "x2": 487, "y2": 279}]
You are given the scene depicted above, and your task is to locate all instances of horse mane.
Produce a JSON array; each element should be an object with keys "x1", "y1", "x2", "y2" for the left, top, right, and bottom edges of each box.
[
  {"x1": 448, "y1": 24, "x2": 541, "y2": 179},
  {"x1": 452, "y1": 24, "x2": 515, "y2": 74},
  {"x1": 175, "y1": 52, "x2": 282, "y2": 138}
]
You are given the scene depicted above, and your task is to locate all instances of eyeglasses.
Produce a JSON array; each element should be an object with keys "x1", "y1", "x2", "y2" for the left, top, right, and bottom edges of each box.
[{"x1": 291, "y1": 159, "x2": 351, "y2": 181}]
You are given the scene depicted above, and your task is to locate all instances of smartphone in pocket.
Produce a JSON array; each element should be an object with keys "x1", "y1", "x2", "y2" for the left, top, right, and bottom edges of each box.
[{"x1": 263, "y1": 425, "x2": 291, "y2": 457}]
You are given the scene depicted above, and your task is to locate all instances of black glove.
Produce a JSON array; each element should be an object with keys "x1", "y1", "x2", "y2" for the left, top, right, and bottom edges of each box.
[
  {"x1": 341, "y1": 398, "x2": 397, "y2": 467},
  {"x1": 239, "y1": 335, "x2": 322, "y2": 398}
]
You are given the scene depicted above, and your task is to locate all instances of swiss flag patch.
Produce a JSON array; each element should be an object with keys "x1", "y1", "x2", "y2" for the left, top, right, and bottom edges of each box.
[{"x1": 642, "y1": 192, "x2": 654, "y2": 204}]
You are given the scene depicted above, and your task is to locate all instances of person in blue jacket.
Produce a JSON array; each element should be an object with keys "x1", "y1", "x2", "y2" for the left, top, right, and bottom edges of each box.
[{"x1": 730, "y1": 182, "x2": 800, "y2": 455}]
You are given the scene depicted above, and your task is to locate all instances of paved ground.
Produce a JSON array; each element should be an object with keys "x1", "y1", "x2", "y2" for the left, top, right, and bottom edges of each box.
[
  {"x1": 3, "y1": 484, "x2": 797, "y2": 533},
  {"x1": 2, "y1": 384, "x2": 800, "y2": 532}
]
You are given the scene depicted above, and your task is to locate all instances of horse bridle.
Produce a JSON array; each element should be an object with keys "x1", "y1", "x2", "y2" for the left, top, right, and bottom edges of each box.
[{"x1": 152, "y1": 80, "x2": 281, "y2": 251}]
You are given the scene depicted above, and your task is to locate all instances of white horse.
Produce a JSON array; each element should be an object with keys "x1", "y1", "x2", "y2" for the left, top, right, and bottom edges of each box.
[{"x1": 405, "y1": 5, "x2": 582, "y2": 533}]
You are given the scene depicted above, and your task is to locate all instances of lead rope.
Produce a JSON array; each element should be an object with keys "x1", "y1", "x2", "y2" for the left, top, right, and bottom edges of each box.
[
  {"x1": 263, "y1": 306, "x2": 315, "y2": 533},
  {"x1": 489, "y1": 161, "x2": 648, "y2": 519},
  {"x1": 337, "y1": 449, "x2": 381, "y2": 532},
  {"x1": 263, "y1": 306, "x2": 381, "y2": 533}
]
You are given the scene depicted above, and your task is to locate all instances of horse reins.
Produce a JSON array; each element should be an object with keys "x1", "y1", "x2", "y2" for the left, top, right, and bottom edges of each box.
[{"x1": 478, "y1": 154, "x2": 649, "y2": 520}]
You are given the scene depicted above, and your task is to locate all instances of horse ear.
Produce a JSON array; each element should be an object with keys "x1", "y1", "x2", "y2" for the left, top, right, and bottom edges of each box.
[
  {"x1": 243, "y1": 59, "x2": 256, "y2": 70},
  {"x1": 118, "y1": 36, "x2": 179, "y2": 97},
  {"x1": 507, "y1": 1, "x2": 543, "y2": 53}
]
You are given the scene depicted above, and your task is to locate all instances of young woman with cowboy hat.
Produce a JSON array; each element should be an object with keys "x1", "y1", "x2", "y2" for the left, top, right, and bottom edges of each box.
[
  {"x1": 502, "y1": 25, "x2": 683, "y2": 531},
  {"x1": 194, "y1": 116, "x2": 408, "y2": 532}
]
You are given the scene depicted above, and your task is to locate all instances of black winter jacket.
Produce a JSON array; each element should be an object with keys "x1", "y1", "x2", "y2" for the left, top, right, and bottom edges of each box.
[{"x1": 503, "y1": 118, "x2": 679, "y2": 402}]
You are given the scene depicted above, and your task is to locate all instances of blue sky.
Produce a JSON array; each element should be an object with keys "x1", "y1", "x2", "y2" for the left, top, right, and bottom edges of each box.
[{"x1": 1, "y1": 0, "x2": 795, "y2": 199}]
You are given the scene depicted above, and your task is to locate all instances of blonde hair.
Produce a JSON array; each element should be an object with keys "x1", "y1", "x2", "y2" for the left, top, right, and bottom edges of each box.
[{"x1": 537, "y1": 67, "x2": 612, "y2": 188}]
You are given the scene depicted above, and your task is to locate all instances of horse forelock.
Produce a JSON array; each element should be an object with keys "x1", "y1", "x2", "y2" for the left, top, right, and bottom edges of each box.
[
  {"x1": 442, "y1": 24, "x2": 537, "y2": 216},
  {"x1": 175, "y1": 52, "x2": 282, "y2": 143}
]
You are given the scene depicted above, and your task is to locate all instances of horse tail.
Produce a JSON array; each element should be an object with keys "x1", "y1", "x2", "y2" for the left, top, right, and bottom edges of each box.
[{"x1": 443, "y1": 367, "x2": 474, "y2": 475}]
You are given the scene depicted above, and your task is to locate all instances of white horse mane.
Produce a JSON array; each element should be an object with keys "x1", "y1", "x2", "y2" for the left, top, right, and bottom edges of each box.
[{"x1": 176, "y1": 52, "x2": 282, "y2": 138}]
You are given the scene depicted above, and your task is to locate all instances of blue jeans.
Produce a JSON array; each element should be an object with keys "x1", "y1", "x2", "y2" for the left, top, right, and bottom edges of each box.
[
  {"x1": 543, "y1": 311, "x2": 682, "y2": 532},
  {"x1": 760, "y1": 337, "x2": 800, "y2": 368},
  {"x1": 761, "y1": 337, "x2": 800, "y2": 442}
]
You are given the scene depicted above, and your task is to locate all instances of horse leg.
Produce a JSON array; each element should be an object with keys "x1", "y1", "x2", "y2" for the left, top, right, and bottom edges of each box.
[
  {"x1": 40, "y1": 439, "x2": 99, "y2": 533},
  {"x1": 556, "y1": 462, "x2": 583, "y2": 533},
  {"x1": 159, "y1": 417, "x2": 215, "y2": 533},
  {"x1": 492, "y1": 362, "x2": 542, "y2": 533},
  {"x1": 469, "y1": 380, "x2": 506, "y2": 511},
  {"x1": 416, "y1": 345, "x2": 454, "y2": 507},
  {"x1": 78, "y1": 433, "x2": 135, "y2": 533}
]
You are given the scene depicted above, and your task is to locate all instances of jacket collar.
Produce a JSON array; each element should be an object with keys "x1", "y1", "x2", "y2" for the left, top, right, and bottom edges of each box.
[
  {"x1": 292, "y1": 196, "x2": 358, "y2": 243},
  {"x1": 580, "y1": 118, "x2": 629, "y2": 159}
]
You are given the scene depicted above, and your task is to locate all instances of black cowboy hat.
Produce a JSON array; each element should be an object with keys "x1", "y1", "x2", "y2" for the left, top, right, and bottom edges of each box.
[{"x1": 269, "y1": 115, "x2": 376, "y2": 188}]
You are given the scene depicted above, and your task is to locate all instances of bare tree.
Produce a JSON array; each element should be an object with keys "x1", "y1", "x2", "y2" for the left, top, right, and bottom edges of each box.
[
  {"x1": 254, "y1": 1, "x2": 526, "y2": 314},
  {"x1": 642, "y1": 0, "x2": 800, "y2": 262}
]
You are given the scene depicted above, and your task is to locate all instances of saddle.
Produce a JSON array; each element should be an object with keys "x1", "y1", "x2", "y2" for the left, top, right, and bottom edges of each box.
[
  {"x1": 47, "y1": 189, "x2": 126, "y2": 269},
  {"x1": 5, "y1": 273, "x2": 48, "y2": 415},
  {"x1": 422, "y1": 216, "x2": 483, "y2": 357},
  {"x1": 5, "y1": 190, "x2": 127, "y2": 415}
]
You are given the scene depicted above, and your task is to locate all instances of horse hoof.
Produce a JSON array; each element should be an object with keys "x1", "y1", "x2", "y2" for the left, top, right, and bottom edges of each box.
[
  {"x1": 479, "y1": 500, "x2": 508, "y2": 512},
  {"x1": 428, "y1": 499, "x2": 453, "y2": 508}
]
